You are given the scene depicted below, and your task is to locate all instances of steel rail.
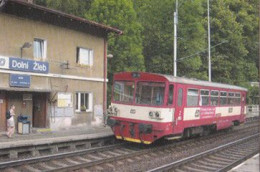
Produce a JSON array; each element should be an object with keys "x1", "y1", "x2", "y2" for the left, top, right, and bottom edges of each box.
[
  {"x1": 1, "y1": 120, "x2": 258, "y2": 171},
  {"x1": 147, "y1": 133, "x2": 259, "y2": 172},
  {"x1": 46, "y1": 124, "x2": 259, "y2": 171},
  {"x1": 0, "y1": 142, "x2": 126, "y2": 169}
]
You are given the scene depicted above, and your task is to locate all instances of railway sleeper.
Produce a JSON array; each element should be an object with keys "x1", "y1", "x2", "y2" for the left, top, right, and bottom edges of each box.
[{"x1": 189, "y1": 162, "x2": 219, "y2": 171}]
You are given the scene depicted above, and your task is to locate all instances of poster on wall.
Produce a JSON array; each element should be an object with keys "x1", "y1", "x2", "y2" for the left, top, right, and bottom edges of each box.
[{"x1": 57, "y1": 92, "x2": 72, "y2": 107}]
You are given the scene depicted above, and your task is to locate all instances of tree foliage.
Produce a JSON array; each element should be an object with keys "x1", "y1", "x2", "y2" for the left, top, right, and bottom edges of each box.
[{"x1": 35, "y1": 0, "x2": 259, "y2": 103}]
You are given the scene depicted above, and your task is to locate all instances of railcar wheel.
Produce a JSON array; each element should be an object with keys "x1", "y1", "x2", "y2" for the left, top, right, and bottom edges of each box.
[{"x1": 184, "y1": 128, "x2": 192, "y2": 138}]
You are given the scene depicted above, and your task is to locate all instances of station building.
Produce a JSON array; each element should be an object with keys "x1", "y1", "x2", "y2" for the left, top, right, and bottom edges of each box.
[{"x1": 0, "y1": 0, "x2": 122, "y2": 131}]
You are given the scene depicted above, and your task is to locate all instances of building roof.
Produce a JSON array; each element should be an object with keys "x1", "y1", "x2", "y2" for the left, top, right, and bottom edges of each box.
[{"x1": 0, "y1": 0, "x2": 123, "y2": 37}]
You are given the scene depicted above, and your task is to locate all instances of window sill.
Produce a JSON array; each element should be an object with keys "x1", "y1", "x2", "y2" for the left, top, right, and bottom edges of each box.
[
  {"x1": 76, "y1": 64, "x2": 93, "y2": 68},
  {"x1": 75, "y1": 110, "x2": 92, "y2": 113}
]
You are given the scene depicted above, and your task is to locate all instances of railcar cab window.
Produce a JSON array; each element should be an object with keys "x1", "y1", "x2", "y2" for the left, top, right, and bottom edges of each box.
[
  {"x1": 136, "y1": 82, "x2": 165, "y2": 106},
  {"x1": 211, "y1": 90, "x2": 219, "y2": 106},
  {"x1": 200, "y1": 90, "x2": 209, "y2": 106},
  {"x1": 113, "y1": 81, "x2": 134, "y2": 103},
  {"x1": 220, "y1": 91, "x2": 227, "y2": 105},
  {"x1": 187, "y1": 89, "x2": 199, "y2": 106}
]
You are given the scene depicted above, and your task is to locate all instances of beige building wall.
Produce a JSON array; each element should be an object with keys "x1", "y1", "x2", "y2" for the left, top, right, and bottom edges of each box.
[
  {"x1": 0, "y1": 13, "x2": 106, "y2": 130},
  {"x1": 0, "y1": 13, "x2": 105, "y2": 78}
]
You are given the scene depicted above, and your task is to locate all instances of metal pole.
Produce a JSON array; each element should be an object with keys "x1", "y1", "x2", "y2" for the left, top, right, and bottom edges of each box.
[
  {"x1": 207, "y1": 0, "x2": 211, "y2": 82},
  {"x1": 173, "y1": 0, "x2": 178, "y2": 77}
]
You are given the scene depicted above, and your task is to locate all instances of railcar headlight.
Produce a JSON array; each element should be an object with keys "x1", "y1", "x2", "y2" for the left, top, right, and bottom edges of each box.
[
  {"x1": 149, "y1": 111, "x2": 153, "y2": 117},
  {"x1": 155, "y1": 112, "x2": 160, "y2": 118}
]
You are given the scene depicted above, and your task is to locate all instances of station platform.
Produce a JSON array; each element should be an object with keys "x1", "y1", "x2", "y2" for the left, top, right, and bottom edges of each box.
[
  {"x1": 229, "y1": 154, "x2": 259, "y2": 172},
  {"x1": 0, "y1": 124, "x2": 113, "y2": 149}
]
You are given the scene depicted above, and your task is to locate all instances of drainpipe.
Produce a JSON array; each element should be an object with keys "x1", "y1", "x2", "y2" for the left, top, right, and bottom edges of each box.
[{"x1": 103, "y1": 38, "x2": 107, "y2": 120}]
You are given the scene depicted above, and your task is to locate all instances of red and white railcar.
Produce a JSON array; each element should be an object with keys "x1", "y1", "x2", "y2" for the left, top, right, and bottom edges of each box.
[{"x1": 107, "y1": 72, "x2": 247, "y2": 144}]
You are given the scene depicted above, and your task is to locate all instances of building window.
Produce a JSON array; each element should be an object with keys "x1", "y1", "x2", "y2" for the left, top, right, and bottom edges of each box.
[
  {"x1": 76, "y1": 47, "x2": 93, "y2": 66},
  {"x1": 200, "y1": 90, "x2": 209, "y2": 106},
  {"x1": 34, "y1": 38, "x2": 47, "y2": 59},
  {"x1": 187, "y1": 89, "x2": 199, "y2": 106},
  {"x1": 75, "y1": 92, "x2": 93, "y2": 112}
]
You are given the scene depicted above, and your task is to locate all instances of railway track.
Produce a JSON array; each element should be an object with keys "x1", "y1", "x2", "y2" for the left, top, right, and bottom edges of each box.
[
  {"x1": 0, "y1": 121, "x2": 258, "y2": 171},
  {"x1": 148, "y1": 134, "x2": 259, "y2": 172}
]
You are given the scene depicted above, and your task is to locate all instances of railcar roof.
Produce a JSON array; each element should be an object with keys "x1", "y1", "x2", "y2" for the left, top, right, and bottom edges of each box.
[{"x1": 160, "y1": 74, "x2": 247, "y2": 91}]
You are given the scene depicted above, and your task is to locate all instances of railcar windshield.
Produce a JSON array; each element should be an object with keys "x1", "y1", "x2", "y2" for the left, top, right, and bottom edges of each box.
[
  {"x1": 136, "y1": 82, "x2": 165, "y2": 106},
  {"x1": 113, "y1": 81, "x2": 134, "y2": 103}
]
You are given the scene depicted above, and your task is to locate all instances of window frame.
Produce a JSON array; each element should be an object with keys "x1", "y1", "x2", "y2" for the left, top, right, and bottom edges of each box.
[
  {"x1": 34, "y1": 38, "x2": 47, "y2": 59},
  {"x1": 76, "y1": 47, "x2": 94, "y2": 66},
  {"x1": 75, "y1": 92, "x2": 93, "y2": 112}
]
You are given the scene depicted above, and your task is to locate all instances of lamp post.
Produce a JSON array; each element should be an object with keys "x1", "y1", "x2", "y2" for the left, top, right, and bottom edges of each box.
[
  {"x1": 20, "y1": 42, "x2": 31, "y2": 58},
  {"x1": 173, "y1": 0, "x2": 178, "y2": 77},
  {"x1": 207, "y1": 0, "x2": 211, "y2": 82}
]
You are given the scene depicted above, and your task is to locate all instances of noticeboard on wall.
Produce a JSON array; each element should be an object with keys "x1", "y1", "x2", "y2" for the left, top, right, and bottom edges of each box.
[
  {"x1": 10, "y1": 74, "x2": 30, "y2": 88},
  {"x1": 57, "y1": 92, "x2": 72, "y2": 108}
]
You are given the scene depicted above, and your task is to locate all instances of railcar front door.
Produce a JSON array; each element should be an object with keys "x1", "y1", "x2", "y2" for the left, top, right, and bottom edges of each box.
[
  {"x1": 240, "y1": 92, "x2": 246, "y2": 122},
  {"x1": 174, "y1": 85, "x2": 185, "y2": 133}
]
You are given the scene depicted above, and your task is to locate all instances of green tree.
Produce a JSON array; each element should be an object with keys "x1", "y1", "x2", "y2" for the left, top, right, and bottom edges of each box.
[
  {"x1": 134, "y1": 0, "x2": 206, "y2": 79},
  {"x1": 86, "y1": 0, "x2": 145, "y2": 106},
  {"x1": 210, "y1": 0, "x2": 258, "y2": 85},
  {"x1": 86, "y1": 0, "x2": 145, "y2": 72},
  {"x1": 45, "y1": 0, "x2": 92, "y2": 17}
]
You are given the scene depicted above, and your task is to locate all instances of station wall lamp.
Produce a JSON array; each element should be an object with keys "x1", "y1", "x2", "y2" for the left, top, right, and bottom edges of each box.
[{"x1": 20, "y1": 42, "x2": 32, "y2": 58}]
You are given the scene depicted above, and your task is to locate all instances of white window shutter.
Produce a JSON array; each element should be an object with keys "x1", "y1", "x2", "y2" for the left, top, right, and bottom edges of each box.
[
  {"x1": 89, "y1": 93, "x2": 93, "y2": 112},
  {"x1": 89, "y1": 50, "x2": 93, "y2": 66}
]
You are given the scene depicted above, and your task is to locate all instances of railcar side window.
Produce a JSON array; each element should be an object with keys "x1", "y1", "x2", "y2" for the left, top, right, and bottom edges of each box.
[
  {"x1": 210, "y1": 90, "x2": 219, "y2": 106},
  {"x1": 136, "y1": 82, "x2": 165, "y2": 106},
  {"x1": 113, "y1": 81, "x2": 134, "y2": 103},
  {"x1": 200, "y1": 90, "x2": 209, "y2": 106},
  {"x1": 168, "y1": 85, "x2": 174, "y2": 105},
  {"x1": 178, "y1": 88, "x2": 183, "y2": 106},
  {"x1": 235, "y1": 93, "x2": 241, "y2": 105},
  {"x1": 228, "y1": 92, "x2": 235, "y2": 105},
  {"x1": 187, "y1": 89, "x2": 199, "y2": 106},
  {"x1": 220, "y1": 92, "x2": 227, "y2": 105}
]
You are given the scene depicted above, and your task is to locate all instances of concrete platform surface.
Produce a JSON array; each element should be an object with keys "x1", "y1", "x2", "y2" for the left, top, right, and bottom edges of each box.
[
  {"x1": 229, "y1": 154, "x2": 259, "y2": 172},
  {"x1": 0, "y1": 124, "x2": 113, "y2": 149}
]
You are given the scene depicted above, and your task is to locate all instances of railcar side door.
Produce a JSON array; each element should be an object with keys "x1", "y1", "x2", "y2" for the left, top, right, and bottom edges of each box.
[
  {"x1": 240, "y1": 92, "x2": 246, "y2": 122},
  {"x1": 173, "y1": 84, "x2": 185, "y2": 134}
]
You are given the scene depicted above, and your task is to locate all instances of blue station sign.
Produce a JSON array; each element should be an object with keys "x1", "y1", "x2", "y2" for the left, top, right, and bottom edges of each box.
[
  {"x1": 10, "y1": 74, "x2": 31, "y2": 88},
  {"x1": 9, "y1": 57, "x2": 49, "y2": 74}
]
